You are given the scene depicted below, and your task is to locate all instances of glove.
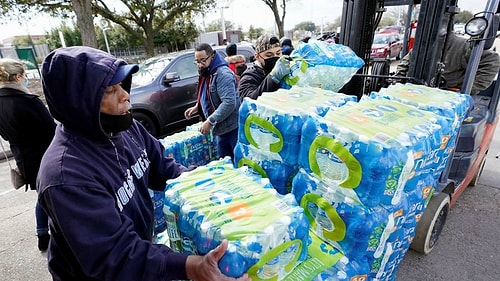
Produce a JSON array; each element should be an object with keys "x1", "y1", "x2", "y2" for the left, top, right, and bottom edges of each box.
[{"x1": 270, "y1": 56, "x2": 292, "y2": 83}]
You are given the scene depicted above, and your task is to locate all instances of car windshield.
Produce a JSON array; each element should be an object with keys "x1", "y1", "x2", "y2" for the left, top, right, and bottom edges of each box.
[
  {"x1": 373, "y1": 35, "x2": 389, "y2": 44},
  {"x1": 133, "y1": 56, "x2": 173, "y2": 87}
]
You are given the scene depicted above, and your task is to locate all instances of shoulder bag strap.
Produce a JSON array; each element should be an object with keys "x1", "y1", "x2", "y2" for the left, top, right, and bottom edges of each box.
[{"x1": 0, "y1": 140, "x2": 13, "y2": 170}]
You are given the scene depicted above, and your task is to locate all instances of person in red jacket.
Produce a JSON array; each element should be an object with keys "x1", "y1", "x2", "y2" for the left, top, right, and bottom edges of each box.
[{"x1": 225, "y1": 43, "x2": 246, "y2": 77}]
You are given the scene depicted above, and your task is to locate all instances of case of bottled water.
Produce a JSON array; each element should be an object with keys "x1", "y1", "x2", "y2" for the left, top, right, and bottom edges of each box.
[
  {"x1": 159, "y1": 129, "x2": 215, "y2": 167},
  {"x1": 283, "y1": 41, "x2": 364, "y2": 92},
  {"x1": 163, "y1": 159, "x2": 310, "y2": 280},
  {"x1": 370, "y1": 83, "x2": 472, "y2": 180},
  {"x1": 236, "y1": 87, "x2": 356, "y2": 193}
]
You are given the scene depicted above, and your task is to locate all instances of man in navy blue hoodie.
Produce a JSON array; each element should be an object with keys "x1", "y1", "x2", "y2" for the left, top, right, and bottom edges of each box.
[{"x1": 38, "y1": 46, "x2": 250, "y2": 281}]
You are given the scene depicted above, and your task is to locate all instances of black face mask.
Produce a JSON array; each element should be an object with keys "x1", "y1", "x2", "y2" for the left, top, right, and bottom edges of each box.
[
  {"x1": 100, "y1": 112, "x2": 133, "y2": 134},
  {"x1": 263, "y1": 56, "x2": 279, "y2": 74},
  {"x1": 198, "y1": 67, "x2": 210, "y2": 77}
]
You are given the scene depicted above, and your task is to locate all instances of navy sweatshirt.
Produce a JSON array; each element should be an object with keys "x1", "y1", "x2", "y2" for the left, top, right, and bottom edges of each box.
[{"x1": 38, "y1": 46, "x2": 189, "y2": 281}]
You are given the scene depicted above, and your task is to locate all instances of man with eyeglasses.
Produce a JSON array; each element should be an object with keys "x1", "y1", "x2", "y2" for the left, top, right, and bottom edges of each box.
[
  {"x1": 238, "y1": 34, "x2": 293, "y2": 100},
  {"x1": 184, "y1": 43, "x2": 240, "y2": 160}
]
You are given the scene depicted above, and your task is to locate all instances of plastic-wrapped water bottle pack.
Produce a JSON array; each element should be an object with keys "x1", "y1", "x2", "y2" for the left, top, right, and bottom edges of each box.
[
  {"x1": 163, "y1": 159, "x2": 310, "y2": 280},
  {"x1": 236, "y1": 88, "x2": 356, "y2": 194},
  {"x1": 370, "y1": 83, "x2": 472, "y2": 180},
  {"x1": 159, "y1": 129, "x2": 215, "y2": 167},
  {"x1": 283, "y1": 40, "x2": 365, "y2": 92}
]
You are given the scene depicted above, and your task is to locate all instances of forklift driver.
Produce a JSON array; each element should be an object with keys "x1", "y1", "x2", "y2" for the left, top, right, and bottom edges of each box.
[{"x1": 396, "y1": 31, "x2": 500, "y2": 95}]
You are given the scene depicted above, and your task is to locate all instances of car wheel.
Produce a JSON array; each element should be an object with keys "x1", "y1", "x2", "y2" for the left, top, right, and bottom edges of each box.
[
  {"x1": 410, "y1": 192, "x2": 450, "y2": 255},
  {"x1": 133, "y1": 112, "x2": 159, "y2": 137}
]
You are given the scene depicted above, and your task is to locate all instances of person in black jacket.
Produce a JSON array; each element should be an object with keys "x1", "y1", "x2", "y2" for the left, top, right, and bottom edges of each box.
[
  {"x1": 0, "y1": 58, "x2": 56, "y2": 251},
  {"x1": 238, "y1": 34, "x2": 292, "y2": 100}
]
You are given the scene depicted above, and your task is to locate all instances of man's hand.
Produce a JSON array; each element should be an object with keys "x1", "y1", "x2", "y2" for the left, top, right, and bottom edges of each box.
[
  {"x1": 200, "y1": 120, "x2": 212, "y2": 135},
  {"x1": 184, "y1": 104, "x2": 198, "y2": 120},
  {"x1": 270, "y1": 56, "x2": 292, "y2": 83},
  {"x1": 185, "y1": 240, "x2": 251, "y2": 281}
]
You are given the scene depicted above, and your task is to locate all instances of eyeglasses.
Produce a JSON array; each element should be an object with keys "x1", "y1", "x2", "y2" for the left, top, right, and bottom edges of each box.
[{"x1": 194, "y1": 55, "x2": 212, "y2": 65}]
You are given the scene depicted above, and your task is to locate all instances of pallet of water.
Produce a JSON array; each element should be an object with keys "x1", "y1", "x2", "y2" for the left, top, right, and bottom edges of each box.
[{"x1": 291, "y1": 97, "x2": 455, "y2": 280}]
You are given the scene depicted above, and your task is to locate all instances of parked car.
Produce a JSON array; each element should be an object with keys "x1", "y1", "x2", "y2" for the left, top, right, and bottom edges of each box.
[
  {"x1": 130, "y1": 44, "x2": 255, "y2": 138},
  {"x1": 453, "y1": 23, "x2": 466, "y2": 35},
  {"x1": 378, "y1": 25, "x2": 404, "y2": 34},
  {"x1": 371, "y1": 33, "x2": 403, "y2": 60}
]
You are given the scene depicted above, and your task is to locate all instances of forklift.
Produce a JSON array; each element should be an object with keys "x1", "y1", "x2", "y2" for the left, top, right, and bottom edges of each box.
[{"x1": 337, "y1": 0, "x2": 500, "y2": 254}]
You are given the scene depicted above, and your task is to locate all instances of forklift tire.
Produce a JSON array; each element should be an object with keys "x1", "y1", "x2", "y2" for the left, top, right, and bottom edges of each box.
[
  {"x1": 410, "y1": 192, "x2": 450, "y2": 255},
  {"x1": 469, "y1": 155, "x2": 487, "y2": 187},
  {"x1": 370, "y1": 60, "x2": 390, "y2": 92}
]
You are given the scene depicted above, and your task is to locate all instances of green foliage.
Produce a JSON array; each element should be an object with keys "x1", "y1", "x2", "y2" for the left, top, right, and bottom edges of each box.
[
  {"x1": 46, "y1": 24, "x2": 81, "y2": 49},
  {"x1": 205, "y1": 20, "x2": 235, "y2": 32},
  {"x1": 3, "y1": 0, "x2": 214, "y2": 56},
  {"x1": 294, "y1": 21, "x2": 316, "y2": 32},
  {"x1": 12, "y1": 35, "x2": 34, "y2": 46},
  {"x1": 154, "y1": 18, "x2": 199, "y2": 52},
  {"x1": 96, "y1": 25, "x2": 142, "y2": 51},
  {"x1": 247, "y1": 25, "x2": 264, "y2": 40},
  {"x1": 378, "y1": 17, "x2": 397, "y2": 29},
  {"x1": 454, "y1": 10, "x2": 474, "y2": 24}
]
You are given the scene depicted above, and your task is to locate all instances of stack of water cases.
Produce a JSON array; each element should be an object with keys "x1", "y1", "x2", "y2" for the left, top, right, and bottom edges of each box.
[
  {"x1": 163, "y1": 158, "x2": 310, "y2": 280},
  {"x1": 159, "y1": 128, "x2": 216, "y2": 167},
  {"x1": 283, "y1": 40, "x2": 364, "y2": 92},
  {"x1": 235, "y1": 87, "x2": 357, "y2": 194},
  {"x1": 152, "y1": 126, "x2": 218, "y2": 235},
  {"x1": 149, "y1": 188, "x2": 167, "y2": 235},
  {"x1": 292, "y1": 97, "x2": 456, "y2": 280},
  {"x1": 371, "y1": 83, "x2": 472, "y2": 181},
  {"x1": 185, "y1": 122, "x2": 219, "y2": 161}
]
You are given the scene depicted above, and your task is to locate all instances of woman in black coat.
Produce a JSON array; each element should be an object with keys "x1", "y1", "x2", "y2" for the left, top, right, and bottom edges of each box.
[{"x1": 0, "y1": 58, "x2": 56, "y2": 251}]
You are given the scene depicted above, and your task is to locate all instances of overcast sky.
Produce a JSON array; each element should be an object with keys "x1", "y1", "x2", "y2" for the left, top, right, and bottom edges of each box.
[{"x1": 0, "y1": 0, "x2": 491, "y2": 41}]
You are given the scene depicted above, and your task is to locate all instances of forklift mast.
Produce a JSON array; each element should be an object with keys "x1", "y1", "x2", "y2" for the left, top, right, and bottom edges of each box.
[{"x1": 338, "y1": 0, "x2": 459, "y2": 98}]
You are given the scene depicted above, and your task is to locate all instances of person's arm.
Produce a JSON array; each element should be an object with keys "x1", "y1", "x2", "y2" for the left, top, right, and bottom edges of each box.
[
  {"x1": 238, "y1": 66, "x2": 280, "y2": 100},
  {"x1": 207, "y1": 67, "x2": 238, "y2": 125},
  {"x1": 184, "y1": 102, "x2": 199, "y2": 120},
  {"x1": 39, "y1": 182, "x2": 191, "y2": 281},
  {"x1": 395, "y1": 51, "x2": 411, "y2": 76},
  {"x1": 471, "y1": 49, "x2": 500, "y2": 94}
]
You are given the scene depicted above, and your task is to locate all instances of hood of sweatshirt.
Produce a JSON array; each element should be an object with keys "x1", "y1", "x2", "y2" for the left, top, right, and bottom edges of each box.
[
  {"x1": 41, "y1": 46, "x2": 133, "y2": 140},
  {"x1": 208, "y1": 51, "x2": 229, "y2": 74}
]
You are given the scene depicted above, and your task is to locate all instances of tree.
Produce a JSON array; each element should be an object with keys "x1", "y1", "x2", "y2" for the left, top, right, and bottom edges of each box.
[
  {"x1": 454, "y1": 10, "x2": 474, "y2": 24},
  {"x1": 93, "y1": 0, "x2": 212, "y2": 56},
  {"x1": 97, "y1": 25, "x2": 142, "y2": 52},
  {"x1": 260, "y1": 0, "x2": 289, "y2": 38},
  {"x1": 248, "y1": 25, "x2": 264, "y2": 40},
  {"x1": 2, "y1": 0, "x2": 212, "y2": 56},
  {"x1": 294, "y1": 21, "x2": 316, "y2": 32},
  {"x1": 205, "y1": 20, "x2": 235, "y2": 33},
  {"x1": 154, "y1": 18, "x2": 199, "y2": 52},
  {"x1": 46, "y1": 24, "x2": 82, "y2": 49},
  {"x1": 1, "y1": 0, "x2": 97, "y2": 47},
  {"x1": 12, "y1": 35, "x2": 35, "y2": 46}
]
